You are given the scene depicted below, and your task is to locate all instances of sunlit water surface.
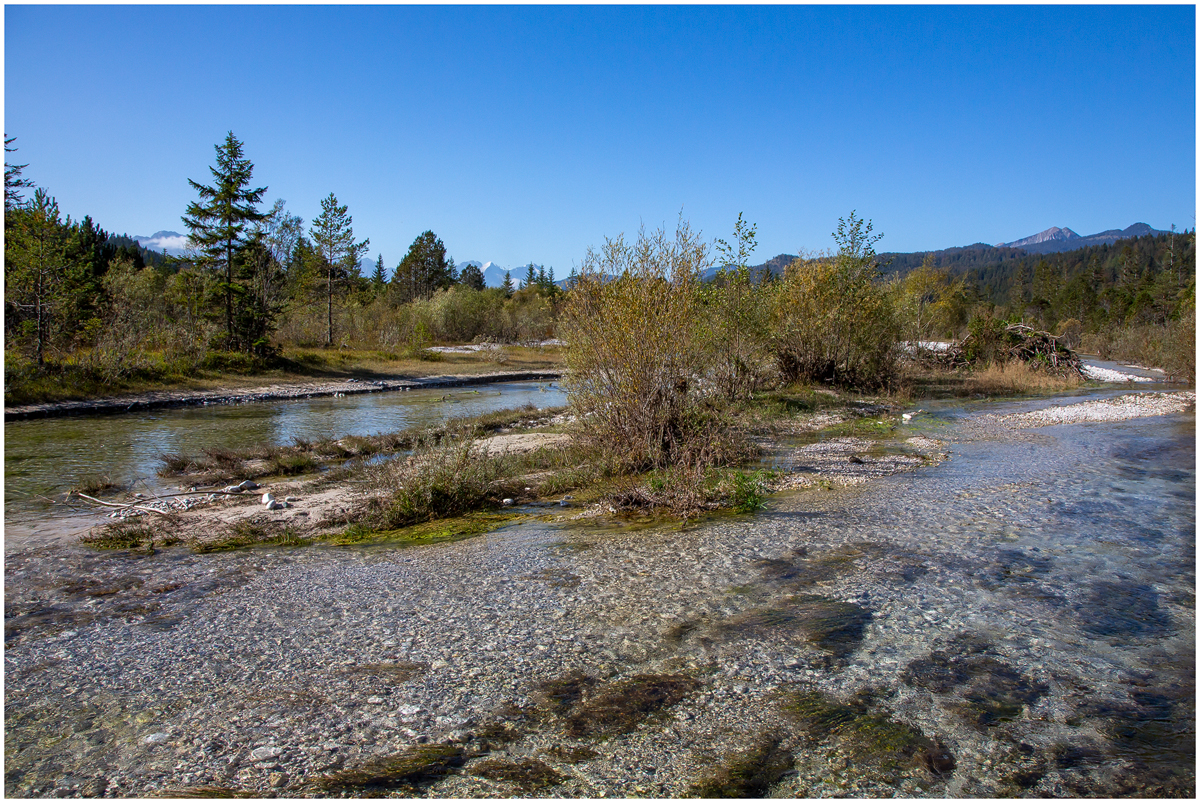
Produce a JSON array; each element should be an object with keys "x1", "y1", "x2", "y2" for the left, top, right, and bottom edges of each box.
[{"x1": 4, "y1": 381, "x2": 567, "y2": 528}]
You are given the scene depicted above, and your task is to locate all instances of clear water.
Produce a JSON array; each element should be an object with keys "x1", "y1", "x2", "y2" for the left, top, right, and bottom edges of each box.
[
  {"x1": 4, "y1": 381, "x2": 567, "y2": 525},
  {"x1": 2, "y1": 387, "x2": 1193, "y2": 796}
]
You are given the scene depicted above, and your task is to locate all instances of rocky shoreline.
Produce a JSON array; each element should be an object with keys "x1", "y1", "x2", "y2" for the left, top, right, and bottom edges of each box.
[{"x1": 4, "y1": 371, "x2": 563, "y2": 421}]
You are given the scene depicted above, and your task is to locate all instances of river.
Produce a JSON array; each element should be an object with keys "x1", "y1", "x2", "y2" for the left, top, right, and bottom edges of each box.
[
  {"x1": 4, "y1": 380, "x2": 568, "y2": 532},
  {"x1": 3, "y1": 384, "x2": 1194, "y2": 797}
]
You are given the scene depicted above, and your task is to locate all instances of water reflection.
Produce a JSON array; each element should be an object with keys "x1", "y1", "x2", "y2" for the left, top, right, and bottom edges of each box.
[{"x1": 5, "y1": 382, "x2": 567, "y2": 521}]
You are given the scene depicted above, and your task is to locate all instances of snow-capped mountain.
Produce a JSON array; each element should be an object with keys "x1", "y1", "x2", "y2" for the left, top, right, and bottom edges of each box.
[
  {"x1": 481, "y1": 261, "x2": 513, "y2": 288},
  {"x1": 134, "y1": 230, "x2": 190, "y2": 256}
]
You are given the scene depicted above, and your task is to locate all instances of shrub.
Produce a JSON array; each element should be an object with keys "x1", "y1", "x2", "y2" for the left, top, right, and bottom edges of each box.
[
  {"x1": 1105, "y1": 309, "x2": 1196, "y2": 383},
  {"x1": 961, "y1": 313, "x2": 1008, "y2": 364},
  {"x1": 1055, "y1": 318, "x2": 1083, "y2": 350},
  {"x1": 702, "y1": 268, "x2": 774, "y2": 400},
  {"x1": 561, "y1": 219, "x2": 740, "y2": 471},
  {"x1": 771, "y1": 213, "x2": 900, "y2": 389},
  {"x1": 366, "y1": 435, "x2": 505, "y2": 528}
]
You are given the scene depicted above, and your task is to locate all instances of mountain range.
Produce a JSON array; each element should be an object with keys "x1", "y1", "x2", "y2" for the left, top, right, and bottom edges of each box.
[
  {"x1": 136, "y1": 222, "x2": 1171, "y2": 278},
  {"x1": 993, "y1": 223, "x2": 1168, "y2": 254},
  {"x1": 133, "y1": 230, "x2": 190, "y2": 256},
  {"x1": 458, "y1": 260, "x2": 543, "y2": 288},
  {"x1": 733, "y1": 222, "x2": 1174, "y2": 280}
]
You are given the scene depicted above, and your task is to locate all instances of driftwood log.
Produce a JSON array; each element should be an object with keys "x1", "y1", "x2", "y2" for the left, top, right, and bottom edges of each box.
[{"x1": 923, "y1": 324, "x2": 1085, "y2": 377}]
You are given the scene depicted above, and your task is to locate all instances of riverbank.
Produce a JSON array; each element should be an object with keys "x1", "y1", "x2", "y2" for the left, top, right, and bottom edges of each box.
[
  {"x1": 70, "y1": 388, "x2": 1194, "y2": 556},
  {"x1": 3, "y1": 342, "x2": 566, "y2": 414},
  {"x1": 5, "y1": 386, "x2": 1193, "y2": 798},
  {"x1": 4, "y1": 370, "x2": 563, "y2": 421}
]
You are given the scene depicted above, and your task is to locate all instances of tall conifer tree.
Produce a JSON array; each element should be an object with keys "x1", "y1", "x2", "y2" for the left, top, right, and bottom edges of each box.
[
  {"x1": 371, "y1": 253, "x2": 387, "y2": 290},
  {"x1": 310, "y1": 192, "x2": 368, "y2": 346},
  {"x1": 182, "y1": 132, "x2": 267, "y2": 349},
  {"x1": 392, "y1": 230, "x2": 454, "y2": 302}
]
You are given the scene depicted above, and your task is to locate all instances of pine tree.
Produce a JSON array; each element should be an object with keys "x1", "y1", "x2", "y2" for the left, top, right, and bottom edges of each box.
[
  {"x1": 371, "y1": 253, "x2": 387, "y2": 290},
  {"x1": 182, "y1": 132, "x2": 267, "y2": 350},
  {"x1": 502, "y1": 271, "x2": 515, "y2": 297},
  {"x1": 310, "y1": 192, "x2": 369, "y2": 346},
  {"x1": 523, "y1": 263, "x2": 537, "y2": 289},
  {"x1": 459, "y1": 263, "x2": 485, "y2": 291},
  {"x1": 392, "y1": 230, "x2": 454, "y2": 302},
  {"x1": 5, "y1": 135, "x2": 35, "y2": 213},
  {"x1": 6, "y1": 188, "x2": 72, "y2": 366}
]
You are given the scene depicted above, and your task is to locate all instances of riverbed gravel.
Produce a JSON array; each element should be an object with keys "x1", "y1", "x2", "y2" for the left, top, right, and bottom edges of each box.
[
  {"x1": 993, "y1": 390, "x2": 1195, "y2": 428},
  {"x1": 5, "y1": 389, "x2": 1194, "y2": 798}
]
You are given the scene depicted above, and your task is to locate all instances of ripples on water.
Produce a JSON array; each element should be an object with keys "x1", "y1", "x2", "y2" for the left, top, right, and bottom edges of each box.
[
  {"x1": 3, "y1": 391, "x2": 1193, "y2": 796},
  {"x1": 756, "y1": 412, "x2": 1196, "y2": 794}
]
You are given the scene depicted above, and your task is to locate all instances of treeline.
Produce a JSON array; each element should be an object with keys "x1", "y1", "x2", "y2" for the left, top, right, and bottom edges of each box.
[
  {"x1": 879, "y1": 232, "x2": 1195, "y2": 333},
  {"x1": 870, "y1": 230, "x2": 1196, "y2": 376},
  {"x1": 879, "y1": 243, "x2": 1032, "y2": 277},
  {"x1": 4, "y1": 133, "x2": 561, "y2": 387},
  {"x1": 5, "y1": 130, "x2": 1195, "y2": 398}
]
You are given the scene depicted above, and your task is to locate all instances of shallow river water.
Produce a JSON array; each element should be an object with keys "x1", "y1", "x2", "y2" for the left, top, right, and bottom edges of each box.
[
  {"x1": 4, "y1": 381, "x2": 568, "y2": 529},
  {"x1": 3, "y1": 389, "x2": 1194, "y2": 797}
]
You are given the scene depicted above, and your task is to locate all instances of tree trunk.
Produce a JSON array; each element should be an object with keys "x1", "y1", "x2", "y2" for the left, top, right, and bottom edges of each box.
[
  {"x1": 326, "y1": 265, "x2": 334, "y2": 347},
  {"x1": 225, "y1": 240, "x2": 235, "y2": 349}
]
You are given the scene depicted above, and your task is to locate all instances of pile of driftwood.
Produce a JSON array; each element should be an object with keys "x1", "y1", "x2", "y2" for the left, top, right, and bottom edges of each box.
[{"x1": 923, "y1": 323, "x2": 1085, "y2": 377}]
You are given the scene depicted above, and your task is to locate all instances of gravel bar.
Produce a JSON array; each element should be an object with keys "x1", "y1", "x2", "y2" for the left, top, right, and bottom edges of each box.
[{"x1": 993, "y1": 390, "x2": 1195, "y2": 428}]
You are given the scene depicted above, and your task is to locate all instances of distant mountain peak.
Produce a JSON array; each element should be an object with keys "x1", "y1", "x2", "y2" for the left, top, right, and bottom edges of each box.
[
  {"x1": 134, "y1": 230, "x2": 190, "y2": 256},
  {"x1": 997, "y1": 226, "x2": 1080, "y2": 248},
  {"x1": 994, "y1": 222, "x2": 1170, "y2": 254}
]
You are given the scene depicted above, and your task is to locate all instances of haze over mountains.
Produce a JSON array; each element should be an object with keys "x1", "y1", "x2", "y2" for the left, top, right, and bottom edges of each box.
[{"x1": 133, "y1": 231, "x2": 190, "y2": 255}]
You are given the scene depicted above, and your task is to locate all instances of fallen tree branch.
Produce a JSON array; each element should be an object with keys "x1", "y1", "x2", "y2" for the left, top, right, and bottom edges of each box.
[{"x1": 72, "y1": 492, "x2": 177, "y2": 517}]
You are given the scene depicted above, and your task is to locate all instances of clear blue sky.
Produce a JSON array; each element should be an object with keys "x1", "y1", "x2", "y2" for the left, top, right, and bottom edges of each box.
[{"x1": 5, "y1": 4, "x2": 1195, "y2": 274}]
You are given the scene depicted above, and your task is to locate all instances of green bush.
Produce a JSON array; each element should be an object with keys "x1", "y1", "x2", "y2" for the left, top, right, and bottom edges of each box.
[
  {"x1": 771, "y1": 213, "x2": 900, "y2": 389},
  {"x1": 367, "y1": 436, "x2": 505, "y2": 528},
  {"x1": 562, "y1": 220, "x2": 749, "y2": 471},
  {"x1": 961, "y1": 313, "x2": 1008, "y2": 364}
]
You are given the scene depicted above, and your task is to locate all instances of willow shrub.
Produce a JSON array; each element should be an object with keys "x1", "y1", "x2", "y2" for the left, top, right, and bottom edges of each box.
[
  {"x1": 561, "y1": 220, "x2": 751, "y2": 472},
  {"x1": 771, "y1": 214, "x2": 901, "y2": 390}
]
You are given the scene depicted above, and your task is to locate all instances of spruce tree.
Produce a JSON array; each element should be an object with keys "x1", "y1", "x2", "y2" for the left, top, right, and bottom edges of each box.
[
  {"x1": 459, "y1": 263, "x2": 485, "y2": 291},
  {"x1": 523, "y1": 263, "x2": 537, "y2": 289},
  {"x1": 5, "y1": 136, "x2": 35, "y2": 213},
  {"x1": 182, "y1": 132, "x2": 267, "y2": 350},
  {"x1": 371, "y1": 253, "x2": 387, "y2": 290},
  {"x1": 6, "y1": 189, "x2": 71, "y2": 366},
  {"x1": 502, "y1": 271, "x2": 515, "y2": 297},
  {"x1": 393, "y1": 230, "x2": 454, "y2": 302},
  {"x1": 310, "y1": 192, "x2": 368, "y2": 347}
]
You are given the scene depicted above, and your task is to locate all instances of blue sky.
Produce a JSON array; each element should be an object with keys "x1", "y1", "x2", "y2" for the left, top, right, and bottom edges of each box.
[{"x1": 5, "y1": 4, "x2": 1195, "y2": 275}]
